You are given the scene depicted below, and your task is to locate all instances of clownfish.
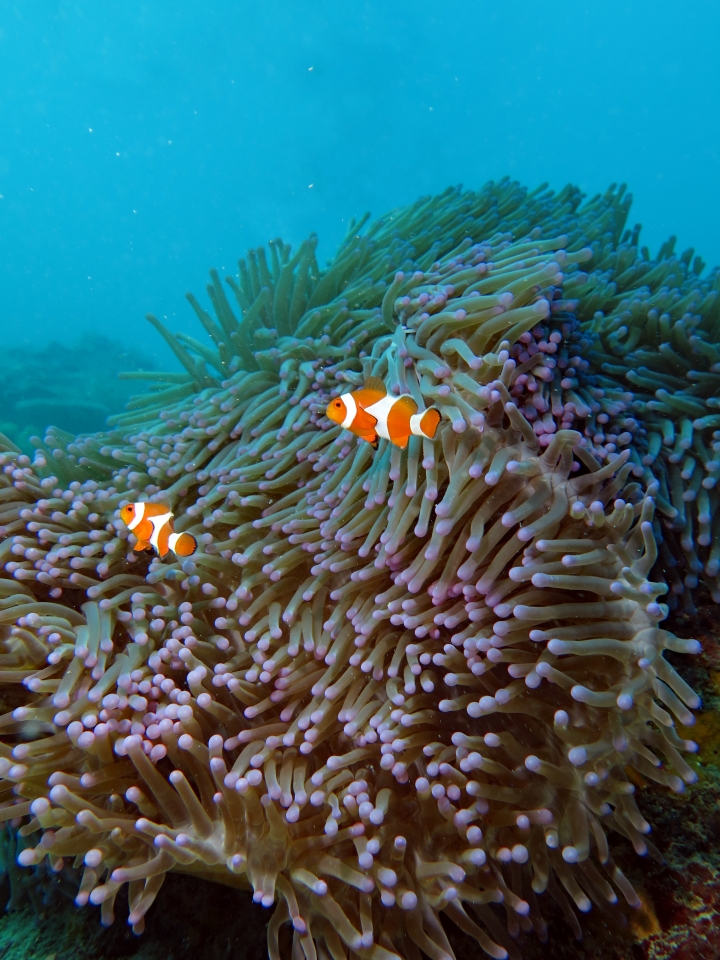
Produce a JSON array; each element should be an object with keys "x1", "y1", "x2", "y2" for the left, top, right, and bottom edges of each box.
[
  {"x1": 326, "y1": 376, "x2": 441, "y2": 449},
  {"x1": 120, "y1": 502, "x2": 197, "y2": 559}
]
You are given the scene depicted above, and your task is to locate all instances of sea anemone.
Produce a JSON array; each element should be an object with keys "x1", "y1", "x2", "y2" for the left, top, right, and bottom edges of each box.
[{"x1": 0, "y1": 179, "x2": 710, "y2": 958}]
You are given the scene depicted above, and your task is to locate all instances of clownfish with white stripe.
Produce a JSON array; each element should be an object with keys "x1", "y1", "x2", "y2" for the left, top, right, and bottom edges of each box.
[
  {"x1": 326, "y1": 376, "x2": 441, "y2": 449},
  {"x1": 120, "y1": 502, "x2": 197, "y2": 559}
]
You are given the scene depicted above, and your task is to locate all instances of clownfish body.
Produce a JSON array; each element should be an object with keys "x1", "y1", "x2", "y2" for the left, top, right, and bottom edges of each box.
[
  {"x1": 120, "y1": 502, "x2": 197, "y2": 559},
  {"x1": 326, "y1": 376, "x2": 441, "y2": 449}
]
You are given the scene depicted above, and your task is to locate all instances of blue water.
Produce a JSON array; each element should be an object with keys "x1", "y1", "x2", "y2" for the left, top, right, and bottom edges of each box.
[{"x1": 1, "y1": 0, "x2": 718, "y2": 367}]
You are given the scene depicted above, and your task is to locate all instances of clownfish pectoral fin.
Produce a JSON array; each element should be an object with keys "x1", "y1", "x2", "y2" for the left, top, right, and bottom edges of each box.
[
  {"x1": 351, "y1": 407, "x2": 378, "y2": 433},
  {"x1": 134, "y1": 540, "x2": 152, "y2": 552}
]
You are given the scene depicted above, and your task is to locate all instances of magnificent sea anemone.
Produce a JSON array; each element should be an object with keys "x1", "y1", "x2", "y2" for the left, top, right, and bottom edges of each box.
[{"x1": 0, "y1": 179, "x2": 715, "y2": 959}]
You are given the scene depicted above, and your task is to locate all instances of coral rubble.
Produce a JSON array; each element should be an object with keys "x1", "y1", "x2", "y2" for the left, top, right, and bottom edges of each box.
[{"x1": 0, "y1": 179, "x2": 716, "y2": 959}]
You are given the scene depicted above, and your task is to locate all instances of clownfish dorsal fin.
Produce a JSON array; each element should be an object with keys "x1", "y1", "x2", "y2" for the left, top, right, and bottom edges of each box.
[{"x1": 363, "y1": 376, "x2": 387, "y2": 397}]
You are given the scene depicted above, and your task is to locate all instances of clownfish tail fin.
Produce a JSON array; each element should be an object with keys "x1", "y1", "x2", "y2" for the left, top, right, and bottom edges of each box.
[
  {"x1": 420, "y1": 407, "x2": 441, "y2": 440},
  {"x1": 169, "y1": 531, "x2": 197, "y2": 557}
]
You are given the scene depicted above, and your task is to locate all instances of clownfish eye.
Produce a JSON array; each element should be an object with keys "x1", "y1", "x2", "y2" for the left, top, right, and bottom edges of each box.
[{"x1": 334, "y1": 401, "x2": 342, "y2": 407}]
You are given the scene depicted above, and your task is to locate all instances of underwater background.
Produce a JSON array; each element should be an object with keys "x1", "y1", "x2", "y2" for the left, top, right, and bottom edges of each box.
[
  {"x1": 1, "y1": 2, "x2": 720, "y2": 959},
  {"x1": 2, "y1": 0, "x2": 718, "y2": 360}
]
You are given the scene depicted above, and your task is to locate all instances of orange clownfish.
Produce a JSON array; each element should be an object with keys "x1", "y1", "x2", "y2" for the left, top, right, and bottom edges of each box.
[
  {"x1": 326, "y1": 376, "x2": 441, "y2": 449},
  {"x1": 120, "y1": 502, "x2": 197, "y2": 559}
]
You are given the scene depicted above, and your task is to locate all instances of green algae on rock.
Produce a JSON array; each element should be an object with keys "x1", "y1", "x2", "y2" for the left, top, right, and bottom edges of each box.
[{"x1": 0, "y1": 179, "x2": 713, "y2": 959}]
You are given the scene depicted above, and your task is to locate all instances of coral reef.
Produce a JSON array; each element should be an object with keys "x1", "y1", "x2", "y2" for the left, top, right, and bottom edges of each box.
[
  {"x1": 0, "y1": 334, "x2": 156, "y2": 454},
  {"x1": 0, "y1": 179, "x2": 716, "y2": 959}
]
